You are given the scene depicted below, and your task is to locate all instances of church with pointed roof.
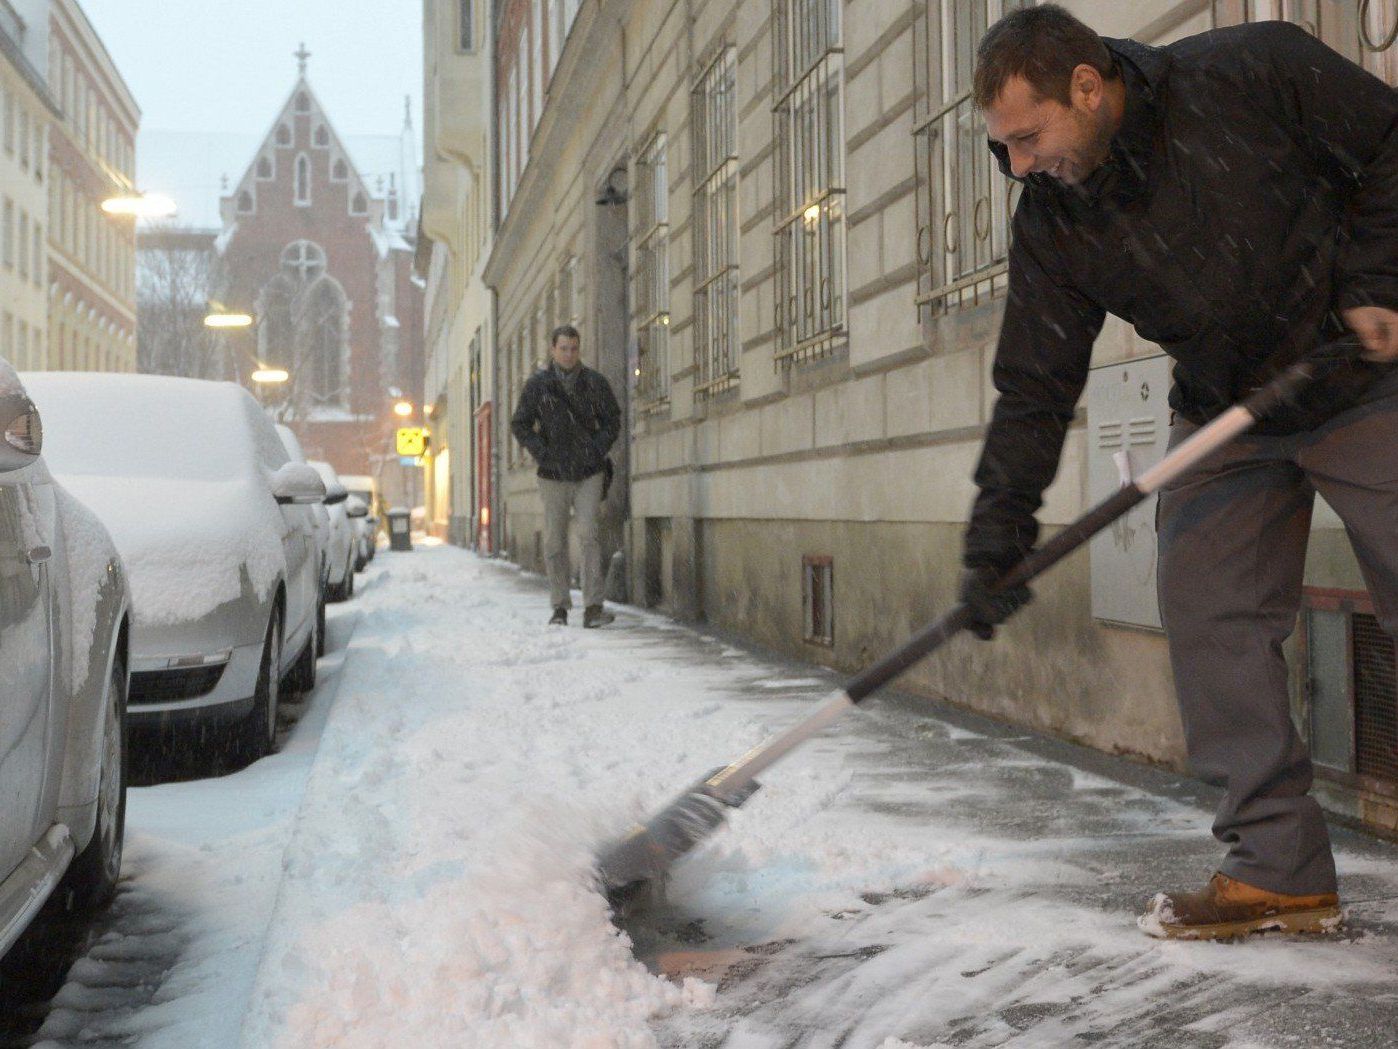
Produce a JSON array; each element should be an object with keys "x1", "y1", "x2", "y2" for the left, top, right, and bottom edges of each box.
[{"x1": 212, "y1": 45, "x2": 423, "y2": 499}]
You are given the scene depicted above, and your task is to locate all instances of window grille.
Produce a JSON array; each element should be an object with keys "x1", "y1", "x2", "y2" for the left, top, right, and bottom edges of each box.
[
  {"x1": 631, "y1": 133, "x2": 670, "y2": 410},
  {"x1": 1304, "y1": 589, "x2": 1398, "y2": 789},
  {"x1": 913, "y1": 0, "x2": 1027, "y2": 320},
  {"x1": 773, "y1": 0, "x2": 846, "y2": 365},
  {"x1": 559, "y1": 256, "x2": 576, "y2": 327},
  {"x1": 803, "y1": 555, "x2": 834, "y2": 645},
  {"x1": 692, "y1": 47, "x2": 740, "y2": 398}
]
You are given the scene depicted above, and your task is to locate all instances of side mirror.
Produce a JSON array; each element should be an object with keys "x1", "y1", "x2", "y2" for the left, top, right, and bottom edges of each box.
[
  {"x1": 323, "y1": 481, "x2": 349, "y2": 506},
  {"x1": 0, "y1": 392, "x2": 42, "y2": 474},
  {"x1": 271, "y1": 462, "x2": 327, "y2": 505},
  {"x1": 345, "y1": 495, "x2": 368, "y2": 519}
]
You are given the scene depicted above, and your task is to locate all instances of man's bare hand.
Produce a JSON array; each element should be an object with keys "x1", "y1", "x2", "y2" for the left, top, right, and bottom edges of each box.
[{"x1": 1343, "y1": 305, "x2": 1398, "y2": 362}]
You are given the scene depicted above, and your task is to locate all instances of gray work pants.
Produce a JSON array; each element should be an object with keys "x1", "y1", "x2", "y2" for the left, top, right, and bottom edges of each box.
[
  {"x1": 1157, "y1": 370, "x2": 1398, "y2": 895},
  {"x1": 539, "y1": 472, "x2": 605, "y2": 610}
]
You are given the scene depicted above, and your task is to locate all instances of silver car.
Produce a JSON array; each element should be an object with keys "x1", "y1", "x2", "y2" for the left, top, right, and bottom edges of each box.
[
  {"x1": 0, "y1": 368, "x2": 130, "y2": 958},
  {"x1": 275, "y1": 425, "x2": 336, "y2": 656},
  {"x1": 23, "y1": 373, "x2": 325, "y2": 762},
  {"x1": 308, "y1": 460, "x2": 363, "y2": 602}
]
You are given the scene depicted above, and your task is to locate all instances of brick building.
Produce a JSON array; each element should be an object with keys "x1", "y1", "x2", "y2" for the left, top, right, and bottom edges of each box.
[{"x1": 210, "y1": 48, "x2": 424, "y2": 502}]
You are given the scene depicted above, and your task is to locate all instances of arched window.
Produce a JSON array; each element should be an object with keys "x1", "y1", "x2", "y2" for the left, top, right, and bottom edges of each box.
[
  {"x1": 350, "y1": 190, "x2": 367, "y2": 215},
  {"x1": 295, "y1": 91, "x2": 310, "y2": 113},
  {"x1": 256, "y1": 273, "x2": 296, "y2": 365},
  {"x1": 313, "y1": 124, "x2": 329, "y2": 147},
  {"x1": 331, "y1": 157, "x2": 348, "y2": 181},
  {"x1": 294, "y1": 154, "x2": 311, "y2": 205},
  {"x1": 256, "y1": 155, "x2": 273, "y2": 179},
  {"x1": 275, "y1": 123, "x2": 291, "y2": 145},
  {"x1": 237, "y1": 189, "x2": 254, "y2": 213},
  {"x1": 304, "y1": 277, "x2": 347, "y2": 406}
]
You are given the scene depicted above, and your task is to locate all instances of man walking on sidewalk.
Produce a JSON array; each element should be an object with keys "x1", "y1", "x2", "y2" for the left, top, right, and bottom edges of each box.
[
  {"x1": 961, "y1": 6, "x2": 1398, "y2": 939},
  {"x1": 511, "y1": 325, "x2": 621, "y2": 628}
]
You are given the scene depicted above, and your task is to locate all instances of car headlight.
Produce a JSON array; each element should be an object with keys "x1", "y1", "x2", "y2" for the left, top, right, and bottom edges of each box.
[{"x1": 4, "y1": 403, "x2": 41, "y2": 455}]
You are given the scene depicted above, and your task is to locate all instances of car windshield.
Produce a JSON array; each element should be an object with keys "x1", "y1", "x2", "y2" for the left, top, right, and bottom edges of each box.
[{"x1": 23, "y1": 373, "x2": 257, "y2": 482}]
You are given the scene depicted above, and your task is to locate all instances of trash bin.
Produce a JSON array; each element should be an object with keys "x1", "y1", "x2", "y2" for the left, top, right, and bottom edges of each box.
[{"x1": 386, "y1": 507, "x2": 412, "y2": 552}]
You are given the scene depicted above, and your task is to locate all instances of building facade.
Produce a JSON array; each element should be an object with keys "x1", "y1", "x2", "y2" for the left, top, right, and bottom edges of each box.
[
  {"x1": 481, "y1": 0, "x2": 1398, "y2": 837},
  {"x1": 209, "y1": 53, "x2": 425, "y2": 506},
  {"x1": 45, "y1": 0, "x2": 138, "y2": 372},
  {"x1": 419, "y1": 0, "x2": 497, "y2": 544},
  {"x1": 0, "y1": 0, "x2": 58, "y2": 371}
]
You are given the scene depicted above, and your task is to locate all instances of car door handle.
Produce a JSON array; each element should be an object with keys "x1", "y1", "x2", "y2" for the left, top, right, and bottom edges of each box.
[{"x1": 27, "y1": 545, "x2": 51, "y2": 565}]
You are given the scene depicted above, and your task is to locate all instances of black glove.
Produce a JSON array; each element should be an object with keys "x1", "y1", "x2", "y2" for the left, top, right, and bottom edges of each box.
[{"x1": 959, "y1": 565, "x2": 1032, "y2": 641}]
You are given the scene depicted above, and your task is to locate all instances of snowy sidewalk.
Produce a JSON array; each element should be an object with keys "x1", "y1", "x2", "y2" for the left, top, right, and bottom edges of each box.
[{"x1": 229, "y1": 543, "x2": 1398, "y2": 1049}]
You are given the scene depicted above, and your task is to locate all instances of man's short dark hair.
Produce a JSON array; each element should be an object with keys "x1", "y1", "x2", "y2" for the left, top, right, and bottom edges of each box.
[
  {"x1": 972, "y1": 4, "x2": 1117, "y2": 110},
  {"x1": 551, "y1": 324, "x2": 580, "y2": 346}
]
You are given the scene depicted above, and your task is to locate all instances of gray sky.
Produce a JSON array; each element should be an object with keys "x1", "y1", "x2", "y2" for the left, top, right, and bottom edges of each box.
[{"x1": 80, "y1": 0, "x2": 422, "y2": 141}]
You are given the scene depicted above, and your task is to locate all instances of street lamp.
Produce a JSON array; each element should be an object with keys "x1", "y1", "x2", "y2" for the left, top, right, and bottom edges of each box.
[
  {"x1": 393, "y1": 400, "x2": 414, "y2": 417},
  {"x1": 251, "y1": 367, "x2": 289, "y2": 385},
  {"x1": 101, "y1": 192, "x2": 177, "y2": 219},
  {"x1": 204, "y1": 312, "x2": 254, "y2": 328}
]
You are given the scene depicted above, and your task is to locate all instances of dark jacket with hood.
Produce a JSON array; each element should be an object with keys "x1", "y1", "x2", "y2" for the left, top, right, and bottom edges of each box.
[
  {"x1": 965, "y1": 21, "x2": 1398, "y2": 572},
  {"x1": 510, "y1": 363, "x2": 621, "y2": 482}
]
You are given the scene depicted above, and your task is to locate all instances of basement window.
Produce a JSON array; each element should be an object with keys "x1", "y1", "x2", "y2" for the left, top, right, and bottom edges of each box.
[
  {"x1": 803, "y1": 555, "x2": 834, "y2": 647},
  {"x1": 1304, "y1": 588, "x2": 1398, "y2": 787}
]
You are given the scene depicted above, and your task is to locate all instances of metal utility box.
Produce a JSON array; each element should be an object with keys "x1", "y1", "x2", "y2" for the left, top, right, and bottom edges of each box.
[{"x1": 1085, "y1": 354, "x2": 1174, "y2": 631}]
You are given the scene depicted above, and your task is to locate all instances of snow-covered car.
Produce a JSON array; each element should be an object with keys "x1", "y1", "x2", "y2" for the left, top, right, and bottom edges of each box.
[
  {"x1": 275, "y1": 426, "x2": 335, "y2": 656},
  {"x1": 346, "y1": 495, "x2": 373, "y2": 571},
  {"x1": 308, "y1": 460, "x2": 359, "y2": 601},
  {"x1": 0, "y1": 363, "x2": 130, "y2": 959},
  {"x1": 23, "y1": 373, "x2": 326, "y2": 761},
  {"x1": 339, "y1": 473, "x2": 379, "y2": 568}
]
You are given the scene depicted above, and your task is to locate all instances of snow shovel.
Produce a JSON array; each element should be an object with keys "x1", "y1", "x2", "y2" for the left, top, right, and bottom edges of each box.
[{"x1": 596, "y1": 341, "x2": 1356, "y2": 911}]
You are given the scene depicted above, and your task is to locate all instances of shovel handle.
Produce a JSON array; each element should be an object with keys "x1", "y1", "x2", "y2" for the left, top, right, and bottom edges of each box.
[{"x1": 709, "y1": 352, "x2": 1336, "y2": 801}]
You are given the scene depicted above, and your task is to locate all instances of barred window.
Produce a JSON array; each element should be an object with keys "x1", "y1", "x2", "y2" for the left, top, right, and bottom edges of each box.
[
  {"x1": 559, "y1": 255, "x2": 578, "y2": 327},
  {"x1": 692, "y1": 47, "x2": 740, "y2": 398},
  {"x1": 773, "y1": 0, "x2": 845, "y2": 365},
  {"x1": 913, "y1": 0, "x2": 1027, "y2": 320},
  {"x1": 631, "y1": 133, "x2": 670, "y2": 410}
]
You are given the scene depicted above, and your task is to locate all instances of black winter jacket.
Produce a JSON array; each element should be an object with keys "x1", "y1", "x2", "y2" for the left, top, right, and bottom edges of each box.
[
  {"x1": 510, "y1": 364, "x2": 621, "y2": 482},
  {"x1": 966, "y1": 22, "x2": 1398, "y2": 572}
]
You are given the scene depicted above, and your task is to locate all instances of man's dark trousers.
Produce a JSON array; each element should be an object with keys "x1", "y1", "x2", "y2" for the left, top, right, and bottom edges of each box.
[{"x1": 1157, "y1": 371, "x2": 1398, "y2": 896}]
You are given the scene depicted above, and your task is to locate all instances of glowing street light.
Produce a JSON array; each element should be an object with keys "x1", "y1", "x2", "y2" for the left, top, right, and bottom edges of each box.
[
  {"x1": 204, "y1": 312, "x2": 254, "y2": 329},
  {"x1": 393, "y1": 400, "x2": 414, "y2": 417},
  {"x1": 101, "y1": 192, "x2": 177, "y2": 219},
  {"x1": 251, "y1": 367, "x2": 290, "y2": 385}
]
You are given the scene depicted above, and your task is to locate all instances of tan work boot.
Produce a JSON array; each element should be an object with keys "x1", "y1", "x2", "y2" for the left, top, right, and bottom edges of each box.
[{"x1": 1138, "y1": 872, "x2": 1342, "y2": 940}]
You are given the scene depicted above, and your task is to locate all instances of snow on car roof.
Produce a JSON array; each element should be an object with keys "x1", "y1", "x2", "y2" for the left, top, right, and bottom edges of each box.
[
  {"x1": 23, "y1": 371, "x2": 291, "y2": 626},
  {"x1": 23, "y1": 372, "x2": 267, "y2": 482}
]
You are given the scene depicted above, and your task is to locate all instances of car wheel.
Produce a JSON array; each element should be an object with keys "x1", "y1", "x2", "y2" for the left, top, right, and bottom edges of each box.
[
  {"x1": 237, "y1": 607, "x2": 282, "y2": 761},
  {"x1": 286, "y1": 605, "x2": 318, "y2": 695},
  {"x1": 58, "y1": 652, "x2": 128, "y2": 914},
  {"x1": 315, "y1": 594, "x2": 327, "y2": 657}
]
